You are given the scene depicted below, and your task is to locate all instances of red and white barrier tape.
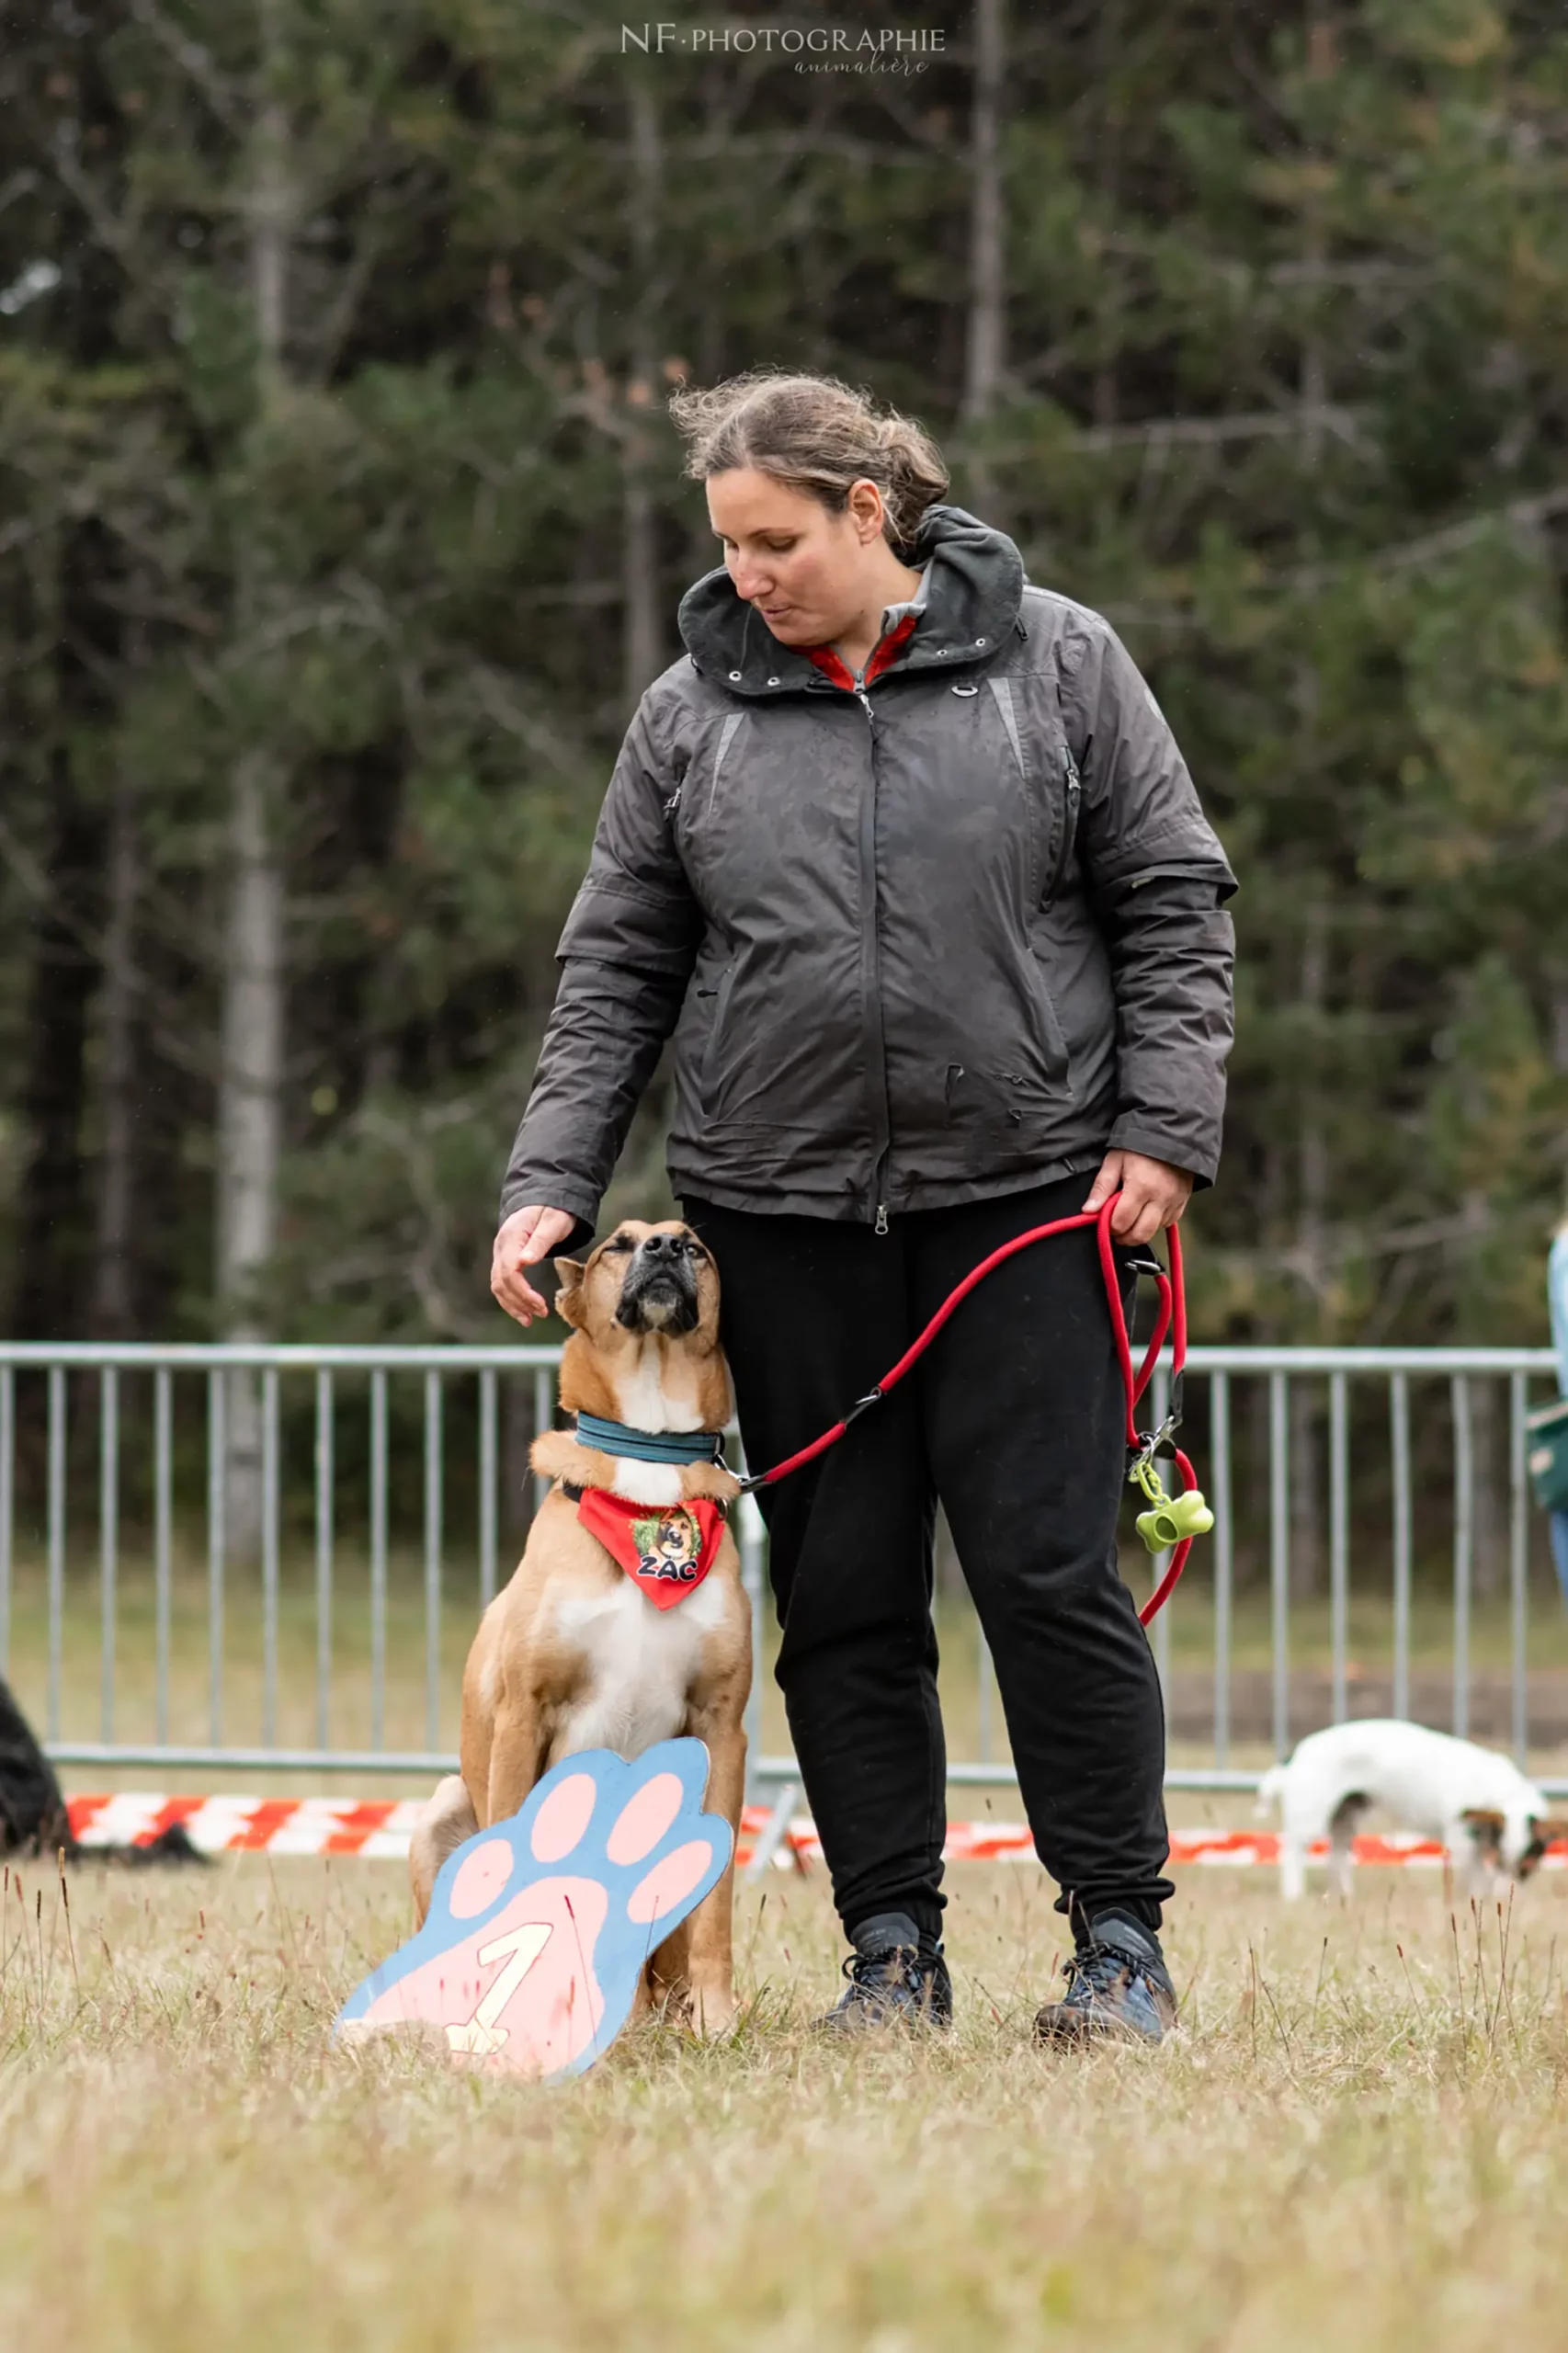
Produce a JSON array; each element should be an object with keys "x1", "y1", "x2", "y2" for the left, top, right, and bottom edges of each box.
[
  {"x1": 59, "y1": 1795, "x2": 1568, "y2": 1872},
  {"x1": 66, "y1": 1792, "x2": 428, "y2": 1859}
]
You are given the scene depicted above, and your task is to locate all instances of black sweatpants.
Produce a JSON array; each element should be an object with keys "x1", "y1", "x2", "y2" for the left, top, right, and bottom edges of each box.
[{"x1": 684, "y1": 1174, "x2": 1174, "y2": 1946}]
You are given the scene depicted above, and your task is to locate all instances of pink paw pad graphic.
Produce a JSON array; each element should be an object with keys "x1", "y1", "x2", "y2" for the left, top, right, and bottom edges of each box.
[{"x1": 335, "y1": 1740, "x2": 733, "y2": 2082}]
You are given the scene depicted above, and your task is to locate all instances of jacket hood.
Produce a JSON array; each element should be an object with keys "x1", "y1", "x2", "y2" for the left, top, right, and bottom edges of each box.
[{"x1": 676, "y1": 502, "x2": 1027, "y2": 699}]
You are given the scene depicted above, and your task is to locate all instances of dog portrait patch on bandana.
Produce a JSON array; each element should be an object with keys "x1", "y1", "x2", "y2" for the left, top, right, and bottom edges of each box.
[{"x1": 573, "y1": 1488, "x2": 726, "y2": 1610}]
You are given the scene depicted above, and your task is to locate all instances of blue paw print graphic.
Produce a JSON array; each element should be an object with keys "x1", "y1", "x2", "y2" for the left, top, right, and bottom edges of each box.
[{"x1": 336, "y1": 1739, "x2": 733, "y2": 2082}]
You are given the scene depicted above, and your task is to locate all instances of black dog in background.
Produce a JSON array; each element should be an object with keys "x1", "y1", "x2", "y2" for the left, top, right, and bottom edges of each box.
[
  {"x1": 0, "y1": 1673, "x2": 70, "y2": 1854},
  {"x1": 0, "y1": 1674, "x2": 205, "y2": 1865}
]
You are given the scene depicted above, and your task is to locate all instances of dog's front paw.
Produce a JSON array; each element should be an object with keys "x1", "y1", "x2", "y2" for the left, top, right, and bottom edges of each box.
[
  {"x1": 336, "y1": 1741, "x2": 733, "y2": 2082},
  {"x1": 647, "y1": 1968, "x2": 739, "y2": 2040},
  {"x1": 683, "y1": 1459, "x2": 743, "y2": 1506},
  {"x1": 687, "y1": 1982, "x2": 740, "y2": 2039}
]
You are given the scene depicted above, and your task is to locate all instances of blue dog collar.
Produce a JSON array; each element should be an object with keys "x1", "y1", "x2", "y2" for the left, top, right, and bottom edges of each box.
[{"x1": 572, "y1": 1411, "x2": 725, "y2": 1467}]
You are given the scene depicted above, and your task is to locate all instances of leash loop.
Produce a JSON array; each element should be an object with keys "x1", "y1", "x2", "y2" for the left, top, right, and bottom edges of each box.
[{"x1": 732, "y1": 1189, "x2": 1209, "y2": 1622}]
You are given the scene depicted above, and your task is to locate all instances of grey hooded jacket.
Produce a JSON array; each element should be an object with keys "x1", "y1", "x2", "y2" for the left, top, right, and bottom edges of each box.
[{"x1": 501, "y1": 505, "x2": 1237, "y2": 1250}]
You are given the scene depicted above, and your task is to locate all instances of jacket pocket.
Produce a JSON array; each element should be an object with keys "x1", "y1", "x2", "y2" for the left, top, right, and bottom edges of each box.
[
  {"x1": 944, "y1": 1051, "x2": 1066, "y2": 1132},
  {"x1": 697, "y1": 956, "x2": 740, "y2": 1108},
  {"x1": 1026, "y1": 964, "x2": 1074, "y2": 1098},
  {"x1": 698, "y1": 711, "x2": 745, "y2": 831},
  {"x1": 1042, "y1": 742, "x2": 1082, "y2": 906}
]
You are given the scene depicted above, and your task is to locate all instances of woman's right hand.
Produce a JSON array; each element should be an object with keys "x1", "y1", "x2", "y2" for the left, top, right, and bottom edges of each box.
[{"x1": 491, "y1": 1205, "x2": 581, "y2": 1325}]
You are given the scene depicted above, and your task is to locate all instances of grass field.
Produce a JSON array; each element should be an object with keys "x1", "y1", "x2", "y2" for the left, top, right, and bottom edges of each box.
[{"x1": 4, "y1": 1853, "x2": 1568, "y2": 2351}]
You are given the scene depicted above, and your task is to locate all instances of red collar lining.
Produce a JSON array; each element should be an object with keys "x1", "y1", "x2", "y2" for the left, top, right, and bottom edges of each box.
[{"x1": 804, "y1": 608, "x2": 921, "y2": 694}]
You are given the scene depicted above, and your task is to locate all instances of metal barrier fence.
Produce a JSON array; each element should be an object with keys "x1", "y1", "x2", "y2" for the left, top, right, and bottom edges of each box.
[{"x1": 0, "y1": 1342, "x2": 1562, "y2": 1798}]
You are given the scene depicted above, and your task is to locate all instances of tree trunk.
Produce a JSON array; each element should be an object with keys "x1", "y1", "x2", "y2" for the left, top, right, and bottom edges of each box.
[
  {"x1": 1090, "y1": 0, "x2": 1125, "y2": 431},
  {"x1": 216, "y1": 27, "x2": 292, "y2": 1554},
  {"x1": 1548, "y1": 971, "x2": 1568, "y2": 1076},
  {"x1": 216, "y1": 749, "x2": 285, "y2": 1554},
  {"x1": 8, "y1": 747, "x2": 100, "y2": 1341},
  {"x1": 1300, "y1": 10, "x2": 1334, "y2": 470},
  {"x1": 1291, "y1": 906, "x2": 1328, "y2": 1594},
  {"x1": 1288, "y1": 22, "x2": 1335, "y2": 1596},
  {"x1": 621, "y1": 79, "x2": 664, "y2": 712},
  {"x1": 90, "y1": 763, "x2": 139, "y2": 1336},
  {"x1": 961, "y1": 0, "x2": 1008, "y2": 529}
]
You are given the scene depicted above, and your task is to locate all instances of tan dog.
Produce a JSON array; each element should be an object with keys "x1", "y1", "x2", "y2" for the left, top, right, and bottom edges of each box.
[{"x1": 409, "y1": 1220, "x2": 752, "y2": 2034}]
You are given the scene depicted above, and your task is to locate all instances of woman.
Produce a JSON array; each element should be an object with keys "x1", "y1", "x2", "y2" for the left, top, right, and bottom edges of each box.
[{"x1": 492, "y1": 370, "x2": 1237, "y2": 2044}]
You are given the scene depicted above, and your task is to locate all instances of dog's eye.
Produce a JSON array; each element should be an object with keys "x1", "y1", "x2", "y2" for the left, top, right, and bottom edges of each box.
[{"x1": 606, "y1": 1236, "x2": 635, "y2": 1253}]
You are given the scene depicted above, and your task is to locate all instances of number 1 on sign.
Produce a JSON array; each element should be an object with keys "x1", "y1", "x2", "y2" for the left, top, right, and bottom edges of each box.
[{"x1": 445, "y1": 1923, "x2": 553, "y2": 2055}]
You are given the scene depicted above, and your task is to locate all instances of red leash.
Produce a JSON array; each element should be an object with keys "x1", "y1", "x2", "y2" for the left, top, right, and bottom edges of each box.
[{"x1": 734, "y1": 1192, "x2": 1208, "y2": 1627}]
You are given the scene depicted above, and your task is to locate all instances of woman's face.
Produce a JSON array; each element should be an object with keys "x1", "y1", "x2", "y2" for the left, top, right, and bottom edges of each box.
[{"x1": 706, "y1": 468, "x2": 887, "y2": 648}]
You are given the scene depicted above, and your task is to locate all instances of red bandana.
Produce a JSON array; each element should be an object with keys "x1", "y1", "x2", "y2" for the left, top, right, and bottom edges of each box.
[{"x1": 573, "y1": 1488, "x2": 727, "y2": 1610}]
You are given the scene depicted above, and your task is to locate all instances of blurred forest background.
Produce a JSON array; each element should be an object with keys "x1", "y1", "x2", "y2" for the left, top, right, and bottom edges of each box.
[{"x1": 3, "y1": 0, "x2": 1567, "y2": 1371}]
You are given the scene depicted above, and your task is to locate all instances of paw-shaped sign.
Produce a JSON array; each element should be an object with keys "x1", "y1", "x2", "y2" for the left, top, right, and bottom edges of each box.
[{"x1": 335, "y1": 1740, "x2": 733, "y2": 2083}]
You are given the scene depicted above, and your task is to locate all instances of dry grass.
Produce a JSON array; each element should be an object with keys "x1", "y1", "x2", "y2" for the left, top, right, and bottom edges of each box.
[{"x1": 3, "y1": 1856, "x2": 1568, "y2": 2352}]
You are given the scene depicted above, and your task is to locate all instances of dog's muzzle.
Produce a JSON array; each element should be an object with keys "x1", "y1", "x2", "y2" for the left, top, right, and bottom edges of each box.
[{"x1": 615, "y1": 1234, "x2": 701, "y2": 1334}]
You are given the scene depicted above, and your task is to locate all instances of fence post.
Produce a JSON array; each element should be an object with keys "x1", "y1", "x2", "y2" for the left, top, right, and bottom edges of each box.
[
  {"x1": 154, "y1": 1367, "x2": 172, "y2": 1746},
  {"x1": 533, "y1": 1366, "x2": 553, "y2": 1518},
  {"x1": 1451, "y1": 1374, "x2": 1472, "y2": 1739},
  {"x1": 1391, "y1": 1373, "x2": 1411, "y2": 1722},
  {"x1": 1149, "y1": 1363, "x2": 1173, "y2": 1717},
  {"x1": 370, "y1": 1370, "x2": 388, "y2": 1753},
  {"x1": 740, "y1": 1489, "x2": 767, "y2": 1807},
  {"x1": 479, "y1": 1370, "x2": 498, "y2": 1608},
  {"x1": 47, "y1": 1364, "x2": 66, "y2": 1743},
  {"x1": 315, "y1": 1370, "x2": 334, "y2": 1751},
  {"x1": 425, "y1": 1371, "x2": 443, "y2": 1751},
  {"x1": 262, "y1": 1369, "x2": 280, "y2": 1747},
  {"x1": 1510, "y1": 1370, "x2": 1529, "y2": 1768},
  {"x1": 1269, "y1": 1370, "x2": 1290, "y2": 1759},
  {"x1": 99, "y1": 1369, "x2": 118, "y2": 1745},
  {"x1": 1211, "y1": 1370, "x2": 1232, "y2": 1771},
  {"x1": 208, "y1": 1370, "x2": 225, "y2": 1745},
  {"x1": 1329, "y1": 1370, "x2": 1349, "y2": 1725},
  {"x1": 0, "y1": 1366, "x2": 11, "y2": 1678}
]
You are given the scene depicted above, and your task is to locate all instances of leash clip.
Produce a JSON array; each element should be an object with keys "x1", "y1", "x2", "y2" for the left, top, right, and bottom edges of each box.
[
  {"x1": 1127, "y1": 1413, "x2": 1179, "y2": 1479},
  {"x1": 733, "y1": 1383, "x2": 885, "y2": 1500}
]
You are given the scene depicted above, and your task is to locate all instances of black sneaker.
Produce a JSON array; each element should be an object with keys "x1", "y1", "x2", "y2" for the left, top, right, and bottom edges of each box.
[
  {"x1": 815, "y1": 1916, "x2": 953, "y2": 2035},
  {"x1": 1033, "y1": 1916, "x2": 1176, "y2": 2047}
]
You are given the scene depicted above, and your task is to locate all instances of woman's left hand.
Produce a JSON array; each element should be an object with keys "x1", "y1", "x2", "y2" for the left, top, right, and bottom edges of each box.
[{"x1": 1081, "y1": 1150, "x2": 1194, "y2": 1245}]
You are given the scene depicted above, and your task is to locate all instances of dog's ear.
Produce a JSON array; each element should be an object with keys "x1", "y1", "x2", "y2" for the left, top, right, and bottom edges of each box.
[{"x1": 551, "y1": 1256, "x2": 586, "y2": 1329}]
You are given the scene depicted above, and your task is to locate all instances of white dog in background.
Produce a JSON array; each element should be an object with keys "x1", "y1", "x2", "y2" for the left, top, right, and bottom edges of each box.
[{"x1": 1256, "y1": 1720, "x2": 1565, "y2": 1901}]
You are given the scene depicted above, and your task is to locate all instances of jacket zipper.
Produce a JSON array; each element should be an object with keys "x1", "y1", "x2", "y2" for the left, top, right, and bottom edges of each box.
[
  {"x1": 1044, "y1": 741, "x2": 1082, "y2": 904},
  {"x1": 854, "y1": 676, "x2": 893, "y2": 1233}
]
